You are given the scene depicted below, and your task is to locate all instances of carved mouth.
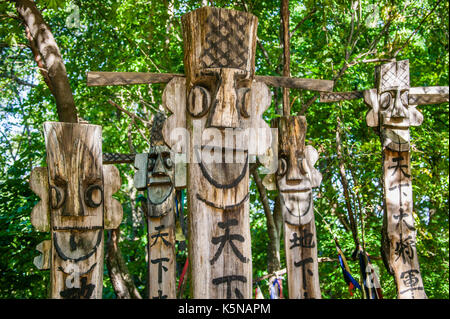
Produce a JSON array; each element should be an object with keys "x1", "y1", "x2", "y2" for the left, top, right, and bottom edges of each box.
[
  {"x1": 195, "y1": 145, "x2": 248, "y2": 189},
  {"x1": 280, "y1": 191, "x2": 313, "y2": 219},
  {"x1": 279, "y1": 187, "x2": 312, "y2": 193},
  {"x1": 148, "y1": 175, "x2": 173, "y2": 205},
  {"x1": 382, "y1": 118, "x2": 410, "y2": 128},
  {"x1": 53, "y1": 230, "x2": 103, "y2": 262}
]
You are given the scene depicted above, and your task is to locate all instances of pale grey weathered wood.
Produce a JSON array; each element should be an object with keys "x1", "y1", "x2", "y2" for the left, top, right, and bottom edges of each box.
[
  {"x1": 87, "y1": 71, "x2": 334, "y2": 92},
  {"x1": 320, "y1": 86, "x2": 449, "y2": 105}
]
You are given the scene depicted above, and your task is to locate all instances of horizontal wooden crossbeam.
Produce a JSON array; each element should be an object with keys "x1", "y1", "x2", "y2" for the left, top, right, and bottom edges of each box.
[
  {"x1": 103, "y1": 153, "x2": 135, "y2": 164},
  {"x1": 87, "y1": 71, "x2": 334, "y2": 92},
  {"x1": 320, "y1": 86, "x2": 449, "y2": 105}
]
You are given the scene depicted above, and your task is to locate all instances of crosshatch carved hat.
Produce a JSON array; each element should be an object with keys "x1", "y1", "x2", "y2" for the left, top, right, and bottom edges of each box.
[
  {"x1": 375, "y1": 59, "x2": 410, "y2": 91},
  {"x1": 181, "y1": 7, "x2": 258, "y2": 79}
]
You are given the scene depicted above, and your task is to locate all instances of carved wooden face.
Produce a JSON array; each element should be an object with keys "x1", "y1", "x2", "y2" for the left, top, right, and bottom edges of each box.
[
  {"x1": 274, "y1": 117, "x2": 321, "y2": 226},
  {"x1": 182, "y1": 6, "x2": 257, "y2": 131},
  {"x1": 44, "y1": 122, "x2": 103, "y2": 229},
  {"x1": 146, "y1": 146, "x2": 174, "y2": 205},
  {"x1": 365, "y1": 60, "x2": 423, "y2": 151},
  {"x1": 180, "y1": 7, "x2": 260, "y2": 192}
]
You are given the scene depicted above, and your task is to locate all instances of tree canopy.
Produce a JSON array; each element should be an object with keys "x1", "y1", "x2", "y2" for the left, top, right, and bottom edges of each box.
[{"x1": 0, "y1": 0, "x2": 448, "y2": 299}]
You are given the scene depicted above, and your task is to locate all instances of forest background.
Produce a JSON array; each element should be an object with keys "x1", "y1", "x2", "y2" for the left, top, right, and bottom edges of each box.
[{"x1": 0, "y1": 0, "x2": 448, "y2": 299}]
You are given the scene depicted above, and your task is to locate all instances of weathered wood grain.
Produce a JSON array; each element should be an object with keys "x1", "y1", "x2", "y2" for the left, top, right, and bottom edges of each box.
[
  {"x1": 87, "y1": 71, "x2": 334, "y2": 92},
  {"x1": 87, "y1": 71, "x2": 183, "y2": 87},
  {"x1": 103, "y1": 164, "x2": 123, "y2": 230},
  {"x1": 408, "y1": 86, "x2": 449, "y2": 105},
  {"x1": 33, "y1": 240, "x2": 51, "y2": 270},
  {"x1": 382, "y1": 149, "x2": 426, "y2": 298},
  {"x1": 273, "y1": 116, "x2": 322, "y2": 299},
  {"x1": 29, "y1": 167, "x2": 50, "y2": 232},
  {"x1": 30, "y1": 122, "x2": 123, "y2": 299}
]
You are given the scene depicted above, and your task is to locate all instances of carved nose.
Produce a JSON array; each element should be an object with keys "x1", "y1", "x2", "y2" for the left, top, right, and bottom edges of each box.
[
  {"x1": 152, "y1": 155, "x2": 167, "y2": 175},
  {"x1": 286, "y1": 157, "x2": 309, "y2": 184},
  {"x1": 61, "y1": 187, "x2": 84, "y2": 217},
  {"x1": 392, "y1": 91, "x2": 408, "y2": 118},
  {"x1": 206, "y1": 69, "x2": 241, "y2": 129}
]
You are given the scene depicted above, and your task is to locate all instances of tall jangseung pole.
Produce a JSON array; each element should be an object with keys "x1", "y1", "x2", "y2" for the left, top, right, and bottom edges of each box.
[
  {"x1": 264, "y1": 116, "x2": 322, "y2": 299},
  {"x1": 134, "y1": 113, "x2": 177, "y2": 299},
  {"x1": 320, "y1": 59, "x2": 449, "y2": 298},
  {"x1": 364, "y1": 60, "x2": 426, "y2": 299},
  {"x1": 30, "y1": 122, "x2": 123, "y2": 298},
  {"x1": 163, "y1": 7, "x2": 271, "y2": 298}
]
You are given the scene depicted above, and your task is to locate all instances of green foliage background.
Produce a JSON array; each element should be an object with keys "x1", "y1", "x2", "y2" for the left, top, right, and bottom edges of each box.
[{"x1": 0, "y1": 0, "x2": 448, "y2": 299}]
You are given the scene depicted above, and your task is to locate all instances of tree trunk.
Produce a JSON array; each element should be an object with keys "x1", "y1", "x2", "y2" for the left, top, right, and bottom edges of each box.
[
  {"x1": 106, "y1": 228, "x2": 142, "y2": 299},
  {"x1": 14, "y1": 0, "x2": 78, "y2": 123},
  {"x1": 250, "y1": 164, "x2": 281, "y2": 273},
  {"x1": 281, "y1": 0, "x2": 291, "y2": 116}
]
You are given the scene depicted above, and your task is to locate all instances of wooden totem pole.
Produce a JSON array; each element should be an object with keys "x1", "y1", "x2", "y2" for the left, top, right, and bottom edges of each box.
[
  {"x1": 133, "y1": 113, "x2": 176, "y2": 299},
  {"x1": 365, "y1": 60, "x2": 425, "y2": 299},
  {"x1": 30, "y1": 122, "x2": 123, "y2": 298},
  {"x1": 162, "y1": 7, "x2": 271, "y2": 299},
  {"x1": 320, "y1": 60, "x2": 449, "y2": 299},
  {"x1": 264, "y1": 116, "x2": 322, "y2": 299}
]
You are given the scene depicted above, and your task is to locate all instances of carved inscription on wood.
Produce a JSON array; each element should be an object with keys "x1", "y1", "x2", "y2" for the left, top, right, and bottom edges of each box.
[{"x1": 364, "y1": 60, "x2": 426, "y2": 299}]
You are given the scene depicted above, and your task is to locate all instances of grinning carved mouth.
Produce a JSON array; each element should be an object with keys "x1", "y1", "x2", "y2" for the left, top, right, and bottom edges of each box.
[
  {"x1": 279, "y1": 187, "x2": 312, "y2": 193},
  {"x1": 53, "y1": 230, "x2": 103, "y2": 262},
  {"x1": 194, "y1": 145, "x2": 248, "y2": 189},
  {"x1": 280, "y1": 191, "x2": 312, "y2": 218}
]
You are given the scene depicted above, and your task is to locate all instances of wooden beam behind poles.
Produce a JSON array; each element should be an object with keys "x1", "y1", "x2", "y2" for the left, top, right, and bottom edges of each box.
[
  {"x1": 319, "y1": 86, "x2": 449, "y2": 104},
  {"x1": 87, "y1": 72, "x2": 334, "y2": 92},
  {"x1": 30, "y1": 122, "x2": 123, "y2": 298}
]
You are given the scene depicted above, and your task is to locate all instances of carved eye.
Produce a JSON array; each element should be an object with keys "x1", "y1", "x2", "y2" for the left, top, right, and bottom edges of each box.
[
  {"x1": 50, "y1": 186, "x2": 65, "y2": 209},
  {"x1": 165, "y1": 157, "x2": 173, "y2": 169},
  {"x1": 237, "y1": 88, "x2": 251, "y2": 118},
  {"x1": 299, "y1": 157, "x2": 309, "y2": 175},
  {"x1": 188, "y1": 86, "x2": 210, "y2": 117},
  {"x1": 380, "y1": 92, "x2": 392, "y2": 109},
  {"x1": 84, "y1": 185, "x2": 103, "y2": 208},
  {"x1": 148, "y1": 158, "x2": 156, "y2": 171},
  {"x1": 277, "y1": 158, "x2": 287, "y2": 176},
  {"x1": 400, "y1": 91, "x2": 409, "y2": 106}
]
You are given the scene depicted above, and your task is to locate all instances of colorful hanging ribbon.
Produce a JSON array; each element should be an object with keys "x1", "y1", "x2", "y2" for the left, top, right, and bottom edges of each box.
[{"x1": 335, "y1": 241, "x2": 361, "y2": 296}]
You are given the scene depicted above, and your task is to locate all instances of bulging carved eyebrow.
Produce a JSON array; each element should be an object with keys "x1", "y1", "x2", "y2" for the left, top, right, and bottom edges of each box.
[{"x1": 380, "y1": 86, "x2": 410, "y2": 92}]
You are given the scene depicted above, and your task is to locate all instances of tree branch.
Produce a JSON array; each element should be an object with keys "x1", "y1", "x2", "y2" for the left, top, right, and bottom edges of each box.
[
  {"x1": 14, "y1": 0, "x2": 78, "y2": 123},
  {"x1": 393, "y1": 0, "x2": 444, "y2": 57},
  {"x1": 250, "y1": 163, "x2": 281, "y2": 273}
]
